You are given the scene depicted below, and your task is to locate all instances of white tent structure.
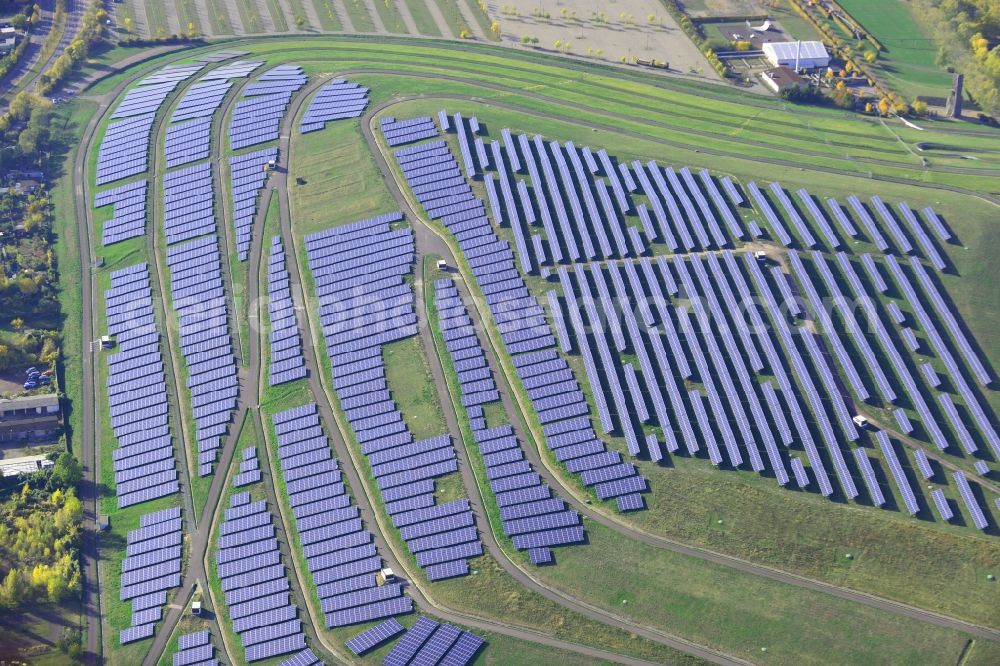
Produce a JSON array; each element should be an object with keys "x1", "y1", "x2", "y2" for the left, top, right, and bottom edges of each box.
[{"x1": 762, "y1": 41, "x2": 830, "y2": 69}]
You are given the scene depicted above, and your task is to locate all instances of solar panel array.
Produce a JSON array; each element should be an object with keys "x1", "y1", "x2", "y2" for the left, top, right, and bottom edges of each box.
[
  {"x1": 170, "y1": 80, "x2": 233, "y2": 122},
  {"x1": 96, "y1": 64, "x2": 203, "y2": 185},
  {"x1": 216, "y1": 485, "x2": 305, "y2": 660},
  {"x1": 164, "y1": 117, "x2": 212, "y2": 168},
  {"x1": 394, "y1": 135, "x2": 646, "y2": 510},
  {"x1": 382, "y1": 617, "x2": 484, "y2": 666},
  {"x1": 172, "y1": 631, "x2": 218, "y2": 666},
  {"x1": 234, "y1": 446, "x2": 262, "y2": 487},
  {"x1": 380, "y1": 116, "x2": 438, "y2": 147},
  {"x1": 105, "y1": 263, "x2": 179, "y2": 509},
  {"x1": 119, "y1": 508, "x2": 182, "y2": 644},
  {"x1": 268, "y1": 236, "x2": 306, "y2": 385},
  {"x1": 96, "y1": 179, "x2": 147, "y2": 245},
  {"x1": 270, "y1": 403, "x2": 413, "y2": 626},
  {"x1": 163, "y1": 162, "x2": 216, "y2": 245},
  {"x1": 164, "y1": 236, "x2": 239, "y2": 476},
  {"x1": 434, "y1": 278, "x2": 585, "y2": 561},
  {"x1": 229, "y1": 148, "x2": 278, "y2": 260},
  {"x1": 345, "y1": 618, "x2": 405, "y2": 655},
  {"x1": 229, "y1": 65, "x2": 307, "y2": 150},
  {"x1": 304, "y1": 216, "x2": 483, "y2": 578},
  {"x1": 299, "y1": 79, "x2": 369, "y2": 133}
]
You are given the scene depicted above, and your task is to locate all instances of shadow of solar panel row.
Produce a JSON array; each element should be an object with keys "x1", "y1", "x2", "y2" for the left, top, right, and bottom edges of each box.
[
  {"x1": 104, "y1": 264, "x2": 179, "y2": 508},
  {"x1": 165, "y1": 117, "x2": 212, "y2": 168},
  {"x1": 230, "y1": 148, "x2": 278, "y2": 260},
  {"x1": 269, "y1": 403, "x2": 413, "y2": 627},
  {"x1": 382, "y1": 616, "x2": 484, "y2": 666},
  {"x1": 304, "y1": 218, "x2": 482, "y2": 579},
  {"x1": 380, "y1": 115, "x2": 438, "y2": 147},
  {"x1": 267, "y1": 236, "x2": 306, "y2": 384},
  {"x1": 300, "y1": 79, "x2": 369, "y2": 133},
  {"x1": 216, "y1": 491, "x2": 305, "y2": 660},
  {"x1": 200, "y1": 59, "x2": 263, "y2": 81},
  {"x1": 165, "y1": 236, "x2": 238, "y2": 474},
  {"x1": 163, "y1": 162, "x2": 217, "y2": 244},
  {"x1": 96, "y1": 179, "x2": 147, "y2": 245},
  {"x1": 119, "y1": 508, "x2": 182, "y2": 644},
  {"x1": 395, "y1": 139, "x2": 647, "y2": 513}
]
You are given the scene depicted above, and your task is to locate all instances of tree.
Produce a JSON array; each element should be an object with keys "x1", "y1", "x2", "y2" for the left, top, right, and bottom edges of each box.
[
  {"x1": 490, "y1": 20, "x2": 500, "y2": 37},
  {"x1": 864, "y1": 50, "x2": 877, "y2": 63},
  {"x1": 10, "y1": 317, "x2": 23, "y2": 331},
  {"x1": 49, "y1": 452, "x2": 81, "y2": 490},
  {"x1": 0, "y1": 570, "x2": 25, "y2": 609},
  {"x1": 877, "y1": 97, "x2": 891, "y2": 115},
  {"x1": 912, "y1": 99, "x2": 928, "y2": 115}
]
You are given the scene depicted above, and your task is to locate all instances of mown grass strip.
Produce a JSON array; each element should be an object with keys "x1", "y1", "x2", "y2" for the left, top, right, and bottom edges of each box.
[
  {"x1": 342, "y1": 0, "x2": 376, "y2": 32},
  {"x1": 264, "y1": 0, "x2": 290, "y2": 31},
  {"x1": 143, "y1": 0, "x2": 170, "y2": 37},
  {"x1": 287, "y1": 0, "x2": 312, "y2": 30},
  {"x1": 204, "y1": 0, "x2": 233, "y2": 34},
  {"x1": 234, "y1": 0, "x2": 265, "y2": 33},
  {"x1": 463, "y1": 0, "x2": 496, "y2": 40},
  {"x1": 175, "y1": 0, "x2": 200, "y2": 36},
  {"x1": 311, "y1": 0, "x2": 343, "y2": 30},
  {"x1": 402, "y1": 0, "x2": 439, "y2": 35},
  {"x1": 373, "y1": 0, "x2": 409, "y2": 33},
  {"x1": 435, "y1": 0, "x2": 469, "y2": 37}
]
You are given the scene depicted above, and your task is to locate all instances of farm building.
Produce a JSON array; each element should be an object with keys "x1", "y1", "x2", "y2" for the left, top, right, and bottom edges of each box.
[
  {"x1": 0, "y1": 394, "x2": 61, "y2": 442},
  {"x1": 760, "y1": 67, "x2": 806, "y2": 94},
  {"x1": 762, "y1": 41, "x2": 830, "y2": 70}
]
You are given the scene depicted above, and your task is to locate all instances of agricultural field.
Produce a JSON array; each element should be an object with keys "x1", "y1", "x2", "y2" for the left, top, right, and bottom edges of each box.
[
  {"x1": 834, "y1": 0, "x2": 954, "y2": 102},
  {"x1": 24, "y1": 14, "x2": 1000, "y2": 666}
]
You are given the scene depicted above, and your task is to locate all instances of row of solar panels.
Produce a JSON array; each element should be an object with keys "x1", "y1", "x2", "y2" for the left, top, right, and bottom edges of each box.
[
  {"x1": 746, "y1": 182, "x2": 953, "y2": 273},
  {"x1": 96, "y1": 179, "x2": 147, "y2": 246},
  {"x1": 228, "y1": 66, "x2": 306, "y2": 150},
  {"x1": 396, "y1": 137, "x2": 649, "y2": 511},
  {"x1": 104, "y1": 263, "x2": 180, "y2": 509},
  {"x1": 230, "y1": 148, "x2": 277, "y2": 260},
  {"x1": 304, "y1": 216, "x2": 484, "y2": 578},
  {"x1": 164, "y1": 235, "x2": 238, "y2": 476},
  {"x1": 172, "y1": 630, "x2": 217, "y2": 666},
  {"x1": 380, "y1": 115, "x2": 439, "y2": 147},
  {"x1": 163, "y1": 162, "x2": 216, "y2": 245},
  {"x1": 299, "y1": 79, "x2": 370, "y2": 133},
  {"x1": 382, "y1": 616, "x2": 484, "y2": 666},
  {"x1": 267, "y1": 236, "x2": 307, "y2": 385},
  {"x1": 270, "y1": 403, "x2": 414, "y2": 626},
  {"x1": 119, "y1": 507, "x2": 182, "y2": 645},
  {"x1": 216, "y1": 480, "x2": 307, "y2": 662}
]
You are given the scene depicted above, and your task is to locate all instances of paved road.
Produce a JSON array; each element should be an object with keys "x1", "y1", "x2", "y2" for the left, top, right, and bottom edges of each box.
[{"x1": 360, "y1": 93, "x2": 1000, "y2": 644}]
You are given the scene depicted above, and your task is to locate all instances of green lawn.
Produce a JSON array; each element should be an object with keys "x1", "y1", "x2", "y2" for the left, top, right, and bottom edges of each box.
[
  {"x1": 176, "y1": 0, "x2": 200, "y2": 35},
  {"x1": 264, "y1": 0, "x2": 289, "y2": 31},
  {"x1": 234, "y1": 0, "x2": 265, "y2": 33},
  {"x1": 436, "y1": 0, "x2": 470, "y2": 37}
]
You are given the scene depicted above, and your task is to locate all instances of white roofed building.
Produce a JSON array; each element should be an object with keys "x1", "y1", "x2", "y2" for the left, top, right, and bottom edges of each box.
[{"x1": 762, "y1": 41, "x2": 830, "y2": 70}]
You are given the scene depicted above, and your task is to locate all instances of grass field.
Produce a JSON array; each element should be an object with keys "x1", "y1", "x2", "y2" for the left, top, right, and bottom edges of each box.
[
  {"x1": 264, "y1": 0, "x2": 289, "y2": 32},
  {"x1": 204, "y1": 0, "x2": 233, "y2": 35},
  {"x1": 64, "y1": 37, "x2": 1000, "y2": 666},
  {"x1": 435, "y1": 0, "x2": 471, "y2": 38},
  {"x1": 142, "y1": 0, "x2": 170, "y2": 38},
  {"x1": 836, "y1": 0, "x2": 953, "y2": 100}
]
